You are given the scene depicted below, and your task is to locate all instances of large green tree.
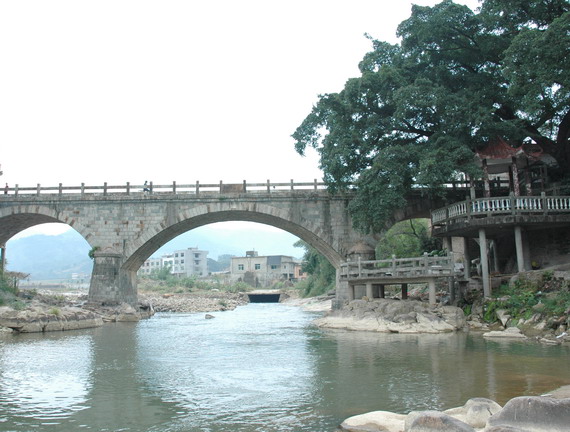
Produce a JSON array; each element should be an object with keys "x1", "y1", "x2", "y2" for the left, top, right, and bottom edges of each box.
[{"x1": 293, "y1": 0, "x2": 570, "y2": 233}]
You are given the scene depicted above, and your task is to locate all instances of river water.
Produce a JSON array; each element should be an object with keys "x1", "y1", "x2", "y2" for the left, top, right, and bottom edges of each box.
[{"x1": 1, "y1": 303, "x2": 569, "y2": 432}]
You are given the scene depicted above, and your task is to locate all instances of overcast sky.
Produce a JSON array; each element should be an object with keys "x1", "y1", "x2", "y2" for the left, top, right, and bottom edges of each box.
[{"x1": 1, "y1": 0, "x2": 478, "y2": 241}]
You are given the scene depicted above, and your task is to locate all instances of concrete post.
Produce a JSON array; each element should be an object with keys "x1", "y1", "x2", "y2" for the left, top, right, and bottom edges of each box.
[
  {"x1": 514, "y1": 225, "x2": 525, "y2": 272},
  {"x1": 463, "y1": 237, "x2": 471, "y2": 279},
  {"x1": 478, "y1": 228, "x2": 491, "y2": 297},
  {"x1": 428, "y1": 278, "x2": 436, "y2": 305},
  {"x1": 366, "y1": 282, "x2": 373, "y2": 299},
  {"x1": 88, "y1": 252, "x2": 137, "y2": 305}
]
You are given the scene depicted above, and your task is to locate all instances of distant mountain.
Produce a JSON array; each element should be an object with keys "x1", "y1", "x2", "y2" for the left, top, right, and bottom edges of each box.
[
  {"x1": 5, "y1": 223, "x2": 303, "y2": 281},
  {"x1": 6, "y1": 230, "x2": 92, "y2": 280}
]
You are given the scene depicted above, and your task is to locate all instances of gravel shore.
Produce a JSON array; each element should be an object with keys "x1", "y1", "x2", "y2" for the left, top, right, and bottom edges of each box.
[{"x1": 140, "y1": 291, "x2": 250, "y2": 313}]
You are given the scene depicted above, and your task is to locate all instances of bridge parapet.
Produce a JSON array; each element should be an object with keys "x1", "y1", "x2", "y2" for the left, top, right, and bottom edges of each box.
[{"x1": 1, "y1": 179, "x2": 332, "y2": 198}]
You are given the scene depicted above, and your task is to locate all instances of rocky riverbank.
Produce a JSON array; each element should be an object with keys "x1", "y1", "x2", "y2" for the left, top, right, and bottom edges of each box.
[
  {"x1": 139, "y1": 291, "x2": 250, "y2": 313},
  {"x1": 338, "y1": 393, "x2": 570, "y2": 432},
  {"x1": 313, "y1": 298, "x2": 466, "y2": 333},
  {"x1": 0, "y1": 290, "x2": 250, "y2": 333}
]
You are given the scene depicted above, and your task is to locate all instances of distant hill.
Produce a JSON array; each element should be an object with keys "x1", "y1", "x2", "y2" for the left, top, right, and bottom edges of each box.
[
  {"x1": 5, "y1": 230, "x2": 92, "y2": 280},
  {"x1": 5, "y1": 223, "x2": 303, "y2": 281}
]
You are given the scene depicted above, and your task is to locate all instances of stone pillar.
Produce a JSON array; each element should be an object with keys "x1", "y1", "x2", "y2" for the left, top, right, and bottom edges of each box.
[
  {"x1": 347, "y1": 284, "x2": 355, "y2": 301},
  {"x1": 365, "y1": 282, "x2": 373, "y2": 299},
  {"x1": 0, "y1": 245, "x2": 5, "y2": 272},
  {"x1": 88, "y1": 252, "x2": 137, "y2": 306},
  {"x1": 442, "y1": 237, "x2": 451, "y2": 252},
  {"x1": 334, "y1": 269, "x2": 349, "y2": 308},
  {"x1": 428, "y1": 279, "x2": 436, "y2": 305},
  {"x1": 478, "y1": 228, "x2": 491, "y2": 297},
  {"x1": 514, "y1": 225, "x2": 525, "y2": 272},
  {"x1": 401, "y1": 283, "x2": 408, "y2": 300}
]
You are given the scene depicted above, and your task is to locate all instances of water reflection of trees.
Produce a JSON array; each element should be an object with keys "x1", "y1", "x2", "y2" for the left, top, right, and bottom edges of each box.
[{"x1": 305, "y1": 329, "x2": 570, "y2": 420}]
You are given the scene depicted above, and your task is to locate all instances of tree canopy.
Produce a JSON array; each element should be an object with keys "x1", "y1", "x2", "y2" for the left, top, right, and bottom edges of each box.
[{"x1": 293, "y1": 0, "x2": 570, "y2": 233}]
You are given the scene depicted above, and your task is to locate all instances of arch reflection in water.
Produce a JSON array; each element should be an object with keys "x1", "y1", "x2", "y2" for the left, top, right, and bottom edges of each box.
[{"x1": 0, "y1": 333, "x2": 93, "y2": 424}]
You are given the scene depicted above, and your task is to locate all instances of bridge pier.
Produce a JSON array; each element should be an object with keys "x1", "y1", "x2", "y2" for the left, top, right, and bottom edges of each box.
[{"x1": 88, "y1": 253, "x2": 137, "y2": 306}]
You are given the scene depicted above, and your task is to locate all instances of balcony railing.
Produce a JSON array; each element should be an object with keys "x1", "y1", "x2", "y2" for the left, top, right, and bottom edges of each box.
[{"x1": 432, "y1": 194, "x2": 570, "y2": 225}]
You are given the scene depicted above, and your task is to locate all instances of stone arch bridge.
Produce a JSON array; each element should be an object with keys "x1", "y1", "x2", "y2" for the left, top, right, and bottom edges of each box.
[{"x1": 0, "y1": 180, "x2": 445, "y2": 305}]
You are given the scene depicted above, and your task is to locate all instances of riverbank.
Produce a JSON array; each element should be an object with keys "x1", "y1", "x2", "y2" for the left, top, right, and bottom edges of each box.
[
  {"x1": 139, "y1": 290, "x2": 250, "y2": 313},
  {"x1": 339, "y1": 393, "x2": 570, "y2": 432},
  {"x1": 0, "y1": 289, "x2": 251, "y2": 333}
]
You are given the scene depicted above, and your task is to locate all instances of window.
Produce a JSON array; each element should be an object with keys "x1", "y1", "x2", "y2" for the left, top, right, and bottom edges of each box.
[
  {"x1": 195, "y1": 253, "x2": 200, "y2": 258},
  {"x1": 255, "y1": 264, "x2": 261, "y2": 270},
  {"x1": 181, "y1": 253, "x2": 185, "y2": 257},
  {"x1": 238, "y1": 264, "x2": 244, "y2": 271},
  {"x1": 175, "y1": 253, "x2": 178, "y2": 257},
  {"x1": 271, "y1": 265, "x2": 278, "y2": 270}
]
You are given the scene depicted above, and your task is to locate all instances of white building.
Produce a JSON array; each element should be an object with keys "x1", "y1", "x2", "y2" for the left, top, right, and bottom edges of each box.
[
  {"x1": 230, "y1": 251, "x2": 300, "y2": 287},
  {"x1": 139, "y1": 247, "x2": 208, "y2": 277}
]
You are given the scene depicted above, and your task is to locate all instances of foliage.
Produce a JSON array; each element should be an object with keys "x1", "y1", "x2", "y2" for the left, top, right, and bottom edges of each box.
[
  {"x1": 376, "y1": 219, "x2": 442, "y2": 259},
  {"x1": 293, "y1": 0, "x2": 570, "y2": 233},
  {"x1": 88, "y1": 246, "x2": 100, "y2": 260},
  {"x1": 0, "y1": 270, "x2": 17, "y2": 295},
  {"x1": 294, "y1": 240, "x2": 336, "y2": 297},
  {"x1": 139, "y1": 270, "x2": 252, "y2": 294},
  {"x1": 481, "y1": 273, "x2": 570, "y2": 323}
]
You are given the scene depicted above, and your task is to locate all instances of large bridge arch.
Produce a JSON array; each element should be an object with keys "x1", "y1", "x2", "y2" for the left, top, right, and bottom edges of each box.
[
  {"x1": 122, "y1": 202, "x2": 345, "y2": 273},
  {"x1": 0, "y1": 205, "x2": 93, "y2": 247}
]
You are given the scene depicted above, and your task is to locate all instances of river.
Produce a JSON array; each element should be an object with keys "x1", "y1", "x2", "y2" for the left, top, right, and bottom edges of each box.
[{"x1": 0, "y1": 303, "x2": 569, "y2": 432}]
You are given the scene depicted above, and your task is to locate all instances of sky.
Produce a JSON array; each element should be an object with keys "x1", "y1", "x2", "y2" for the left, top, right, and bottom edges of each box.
[{"x1": 1, "y1": 0, "x2": 479, "y2": 243}]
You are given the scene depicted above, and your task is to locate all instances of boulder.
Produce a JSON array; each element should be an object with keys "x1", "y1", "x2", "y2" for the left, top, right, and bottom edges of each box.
[
  {"x1": 0, "y1": 306, "x2": 103, "y2": 333},
  {"x1": 483, "y1": 426, "x2": 528, "y2": 432},
  {"x1": 495, "y1": 309, "x2": 511, "y2": 327},
  {"x1": 483, "y1": 327, "x2": 526, "y2": 339},
  {"x1": 405, "y1": 410, "x2": 476, "y2": 431},
  {"x1": 314, "y1": 299, "x2": 467, "y2": 334},
  {"x1": 339, "y1": 410, "x2": 406, "y2": 432},
  {"x1": 444, "y1": 398, "x2": 502, "y2": 428},
  {"x1": 485, "y1": 396, "x2": 570, "y2": 432}
]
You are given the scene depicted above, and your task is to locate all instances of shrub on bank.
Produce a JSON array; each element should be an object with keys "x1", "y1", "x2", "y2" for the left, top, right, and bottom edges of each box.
[
  {"x1": 479, "y1": 272, "x2": 570, "y2": 325},
  {"x1": 138, "y1": 274, "x2": 254, "y2": 294}
]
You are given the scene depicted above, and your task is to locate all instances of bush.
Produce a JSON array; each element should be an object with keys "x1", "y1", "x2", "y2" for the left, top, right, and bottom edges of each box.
[{"x1": 481, "y1": 273, "x2": 570, "y2": 323}]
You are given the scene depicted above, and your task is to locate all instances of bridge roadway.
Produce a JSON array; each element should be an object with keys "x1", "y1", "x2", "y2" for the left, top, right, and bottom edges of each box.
[{"x1": 0, "y1": 179, "x2": 475, "y2": 306}]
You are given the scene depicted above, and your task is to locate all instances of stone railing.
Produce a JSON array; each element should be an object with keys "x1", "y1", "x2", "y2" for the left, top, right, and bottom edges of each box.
[
  {"x1": 432, "y1": 194, "x2": 570, "y2": 225},
  {"x1": 0, "y1": 180, "x2": 331, "y2": 197},
  {"x1": 339, "y1": 253, "x2": 456, "y2": 281},
  {"x1": 1, "y1": 179, "x2": 516, "y2": 198}
]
